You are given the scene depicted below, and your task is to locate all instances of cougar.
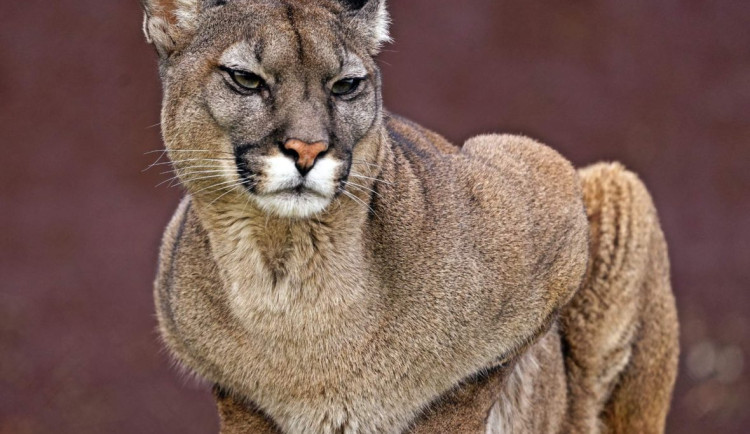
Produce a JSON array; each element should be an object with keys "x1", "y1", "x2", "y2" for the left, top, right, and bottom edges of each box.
[{"x1": 142, "y1": 1, "x2": 679, "y2": 432}]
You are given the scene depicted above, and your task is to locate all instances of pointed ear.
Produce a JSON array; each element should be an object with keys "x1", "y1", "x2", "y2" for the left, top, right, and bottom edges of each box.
[
  {"x1": 339, "y1": 0, "x2": 391, "y2": 54},
  {"x1": 141, "y1": 0, "x2": 202, "y2": 58}
]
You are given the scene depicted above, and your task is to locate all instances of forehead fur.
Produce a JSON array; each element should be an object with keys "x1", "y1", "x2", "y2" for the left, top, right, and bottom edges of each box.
[
  {"x1": 182, "y1": 0, "x2": 376, "y2": 80},
  {"x1": 143, "y1": 0, "x2": 390, "y2": 59}
]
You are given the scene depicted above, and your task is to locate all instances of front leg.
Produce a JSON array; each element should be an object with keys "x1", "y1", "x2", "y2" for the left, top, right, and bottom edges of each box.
[
  {"x1": 213, "y1": 366, "x2": 510, "y2": 434},
  {"x1": 213, "y1": 386, "x2": 282, "y2": 434},
  {"x1": 407, "y1": 364, "x2": 512, "y2": 434}
]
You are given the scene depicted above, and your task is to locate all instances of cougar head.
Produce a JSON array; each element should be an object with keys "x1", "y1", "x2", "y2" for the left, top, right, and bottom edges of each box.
[{"x1": 142, "y1": 0, "x2": 390, "y2": 218}]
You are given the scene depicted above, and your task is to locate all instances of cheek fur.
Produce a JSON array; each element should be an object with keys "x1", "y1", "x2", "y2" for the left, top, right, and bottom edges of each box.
[
  {"x1": 205, "y1": 77, "x2": 271, "y2": 138},
  {"x1": 332, "y1": 92, "x2": 378, "y2": 145}
]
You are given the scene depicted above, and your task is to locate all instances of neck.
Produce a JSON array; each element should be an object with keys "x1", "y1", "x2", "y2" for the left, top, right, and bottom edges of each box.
[{"x1": 190, "y1": 125, "x2": 390, "y2": 316}]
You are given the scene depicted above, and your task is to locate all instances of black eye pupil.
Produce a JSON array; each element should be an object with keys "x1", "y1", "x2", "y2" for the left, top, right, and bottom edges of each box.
[
  {"x1": 234, "y1": 71, "x2": 263, "y2": 89},
  {"x1": 332, "y1": 78, "x2": 361, "y2": 96},
  {"x1": 221, "y1": 66, "x2": 264, "y2": 91}
]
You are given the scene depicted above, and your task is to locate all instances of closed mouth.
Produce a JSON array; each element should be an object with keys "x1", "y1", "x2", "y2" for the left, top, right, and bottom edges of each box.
[{"x1": 261, "y1": 185, "x2": 328, "y2": 199}]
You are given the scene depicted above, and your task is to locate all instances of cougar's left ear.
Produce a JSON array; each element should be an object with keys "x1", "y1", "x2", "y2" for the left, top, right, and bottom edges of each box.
[
  {"x1": 142, "y1": 0, "x2": 221, "y2": 59},
  {"x1": 338, "y1": 0, "x2": 391, "y2": 54}
]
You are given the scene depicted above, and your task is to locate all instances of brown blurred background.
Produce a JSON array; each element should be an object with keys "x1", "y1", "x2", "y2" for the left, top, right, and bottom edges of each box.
[{"x1": 1, "y1": 1, "x2": 748, "y2": 433}]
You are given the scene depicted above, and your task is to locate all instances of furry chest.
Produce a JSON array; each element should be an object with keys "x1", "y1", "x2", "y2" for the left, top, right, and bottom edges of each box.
[{"x1": 216, "y1": 284, "x2": 425, "y2": 433}]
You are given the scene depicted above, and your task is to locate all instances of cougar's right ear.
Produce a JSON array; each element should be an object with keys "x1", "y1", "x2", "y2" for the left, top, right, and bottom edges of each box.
[
  {"x1": 141, "y1": 0, "x2": 203, "y2": 58},
  {"x1": 337, "y1": 0, "x2": 391, "y2": 54}
]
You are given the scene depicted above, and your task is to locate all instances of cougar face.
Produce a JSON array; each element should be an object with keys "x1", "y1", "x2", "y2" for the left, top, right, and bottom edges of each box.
[{"x1": 157, "y1": 1, "x2": 386, "y2": 218}]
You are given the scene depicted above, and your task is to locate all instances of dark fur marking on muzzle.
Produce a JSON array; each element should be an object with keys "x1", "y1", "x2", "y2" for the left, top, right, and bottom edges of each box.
[{"x1": 234, "y1": 143, "x2": 263, "y2": 192}]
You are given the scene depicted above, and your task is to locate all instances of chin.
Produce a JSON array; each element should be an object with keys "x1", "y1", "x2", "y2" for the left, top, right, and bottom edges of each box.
[{"x1": 253, "y1": 191, "x2": 333, "y2": 219}]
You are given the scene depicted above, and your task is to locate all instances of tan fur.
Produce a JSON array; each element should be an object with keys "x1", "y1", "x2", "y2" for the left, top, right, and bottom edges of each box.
[
  {"x1": 144, "y1": 1, "x2": 678, "y2": 432},
  {"x1": 561, "y1": 163, "x2": 680, "y2": 433}
]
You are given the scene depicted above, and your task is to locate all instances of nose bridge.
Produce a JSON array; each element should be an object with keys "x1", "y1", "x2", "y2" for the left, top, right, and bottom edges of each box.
[{"x1": 283, "y1": 88, "x2": 329, "y2": 144}]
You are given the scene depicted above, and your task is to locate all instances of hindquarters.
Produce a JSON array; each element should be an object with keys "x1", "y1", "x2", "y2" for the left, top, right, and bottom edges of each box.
[{"x1": 561, "y1": 163, "x2": 679, "y2": 433}]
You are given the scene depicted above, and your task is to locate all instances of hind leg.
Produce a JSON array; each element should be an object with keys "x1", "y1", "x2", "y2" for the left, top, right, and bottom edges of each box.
[
  {"x1": 562, "y1": 164, "x2": 679, "y2": 433},
  {"x1": 600, "y1": 224, "x2": 679, "y2": 434}
]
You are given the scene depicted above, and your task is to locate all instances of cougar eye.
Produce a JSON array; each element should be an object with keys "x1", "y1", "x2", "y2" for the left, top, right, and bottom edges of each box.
[
  {"x1": 331, "y1": 78, "x2": 363, "y2": 96},
  {"x1": 221, "y1": 67, "x2": 265, "y2": 91}
]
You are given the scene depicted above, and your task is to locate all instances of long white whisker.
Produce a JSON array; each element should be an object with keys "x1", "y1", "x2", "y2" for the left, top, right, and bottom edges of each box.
[
  {"x1": 157, "y1": 170, "x2": 233, "y2": 188},
  {"x1": 154, "y1": 169, "x2": 236, "y2": 188},
  {"x1": 156, "y1": 172, "x2": 207, "y2": 188},
  {"x1": 242, "y1": 181, "x2": 254, "y2": 214},
  {"x1": 344, "y1": 181, "x2": 381, "y2": 198},
  {"x1": 167, "y1": 164, "x2": 235, "y2": 170},
  {"x1": 144, "y1": 159, "x2": 235, "y2": 173},
  {"x1": 193, "y1": 178, "x2": 243, "y2": 196},
  {"x1": 342, "y1": 190, "x2": 377, "y2": 217},
  {"x1": 159, "y1": 166, "x2": 236, "y2": 175},
  {"x1": 349, "y1": 173, "x2": 393, "y2": 185},
  {"x1": 160, "y1": 169, "x2": 236, "y2": 176},
  {"x1": 209, "y1": 184, "x2": 243, "y2": 206},
  {"x1": 352, "y1": 160, "x2": 381, "y2": 168},
  {"x1": 351, "y1": 162, "x2": 381, "y2": 176},
  {"x1": 145, "y1": 149, "x2": 234, "y2": 155},
  {"x1": 170, "y1": 174, "x2": 235, "y2": 188},
  {"x1": 146, "y1": 158, "x2": 234, "y2": 168},
  {"x1": 155, "y1": 176, "x2": 183, "y2": 188},
  {"x1": 143, "y1": 148, "x2": 229, "y2": 169}
]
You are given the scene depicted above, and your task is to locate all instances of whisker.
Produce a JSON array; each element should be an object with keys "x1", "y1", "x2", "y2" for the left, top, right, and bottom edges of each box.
[
  {"x1": 343, "y1": 181, "x2": 381, "y2": 198},
  {"x1": 144, "y1": 149, "x2": 235, "y2": 155},
  {"x1": 342, "y1": 190, "x2": 377, "y2": 217},
  {"x1": 242, "y1": 181, "x2": 254, "y2": 214},
  {"x1": 155, "y1": 169, "x2": 235, "y2": 184},
  {"x1": 349, "y1": 173, "x2": 393, "y2": 186},
  {"x1": 171, "y1": 174, "x2": 235, "y2": 188},
  {"x1": 350, "y1": 161, "x2": 382, "y2": 176},
  {"x1": 192, "y1": 178, "x2": 242, "y2": 196},
  {"x1": 159, "y1": 166, "x2": 236, "y2": 175},
  {"x1": 208, "y1": 184, "x2": 243, "y2": 206},
  {"x1": 143, "y1": 158, "x2": 235, "y2": 172},
  {"x1": 175, "y1": 169, "x2": 237, "y2": 175},
  {"x1": 147, "y1": 158, "x2": 235, "y2": 166},
  {"x1": 156, "y1": 176, "x2": 186, "y2": 188},
  {"x1": 155, "y1": 171, "x2": 234, "y2": 188},
  {"x1": 351, "y1": 159, "x2": 381, "y2": 167},
  {"x1": 156, "y1": 174, "x2": 188, "y2": 188}
]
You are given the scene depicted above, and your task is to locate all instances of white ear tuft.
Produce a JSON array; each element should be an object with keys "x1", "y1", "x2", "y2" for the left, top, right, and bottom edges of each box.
[
  {"x1": 342, "y1": 0, "x2": 392, "y2": 53},
  {"x1": 372, "y1": 0, "x2": 392, "y2": 46},
  {"x1": 174, "y1": 0, "x2": 201, "y2": 32},
  {"x1": 141, "y1": 0, "x2": 202, "y2": 58}
]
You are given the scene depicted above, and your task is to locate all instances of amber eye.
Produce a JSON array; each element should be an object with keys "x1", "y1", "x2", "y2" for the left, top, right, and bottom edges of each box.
[
  {"x1": 331, "y1": 78, "x2": 363, "y2": 96},
  {"x1": 221, "y1": 67, "x2": 265, "y2": 91}
]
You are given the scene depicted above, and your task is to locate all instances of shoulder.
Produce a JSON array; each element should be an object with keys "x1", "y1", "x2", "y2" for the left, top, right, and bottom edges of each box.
[
  {"x1": 462, "y1": 134, "x2": 581, "y2": 204},
  {"x1": 156, "y1": 196, "x2": 203, "y2": 280},
  {"x1": 384, "y1": 113, "x2": 460, "y2": 158},
  {"x1": 461, "y1": 134, "x2": 590, "y2": 309},
  {"x1": 461, "y1": 134, "x2": 585, "y2": 240},
  {"x1": 154, "y1": 195, "x2": 212, "y2": 332}
]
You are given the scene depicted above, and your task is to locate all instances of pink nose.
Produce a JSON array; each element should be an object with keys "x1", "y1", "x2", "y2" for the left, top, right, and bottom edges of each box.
[{"x1": 283, "y1": 139, "x2": 329, "y2": 173}]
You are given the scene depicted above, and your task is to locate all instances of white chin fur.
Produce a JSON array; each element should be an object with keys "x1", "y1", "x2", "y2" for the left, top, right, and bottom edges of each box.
[
  {"x1": 253, "y1": 154, "x2": 342, "y2": 219},
  {"x1": 253, "y1": 193, "x2": 331, "y2": 219}
]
